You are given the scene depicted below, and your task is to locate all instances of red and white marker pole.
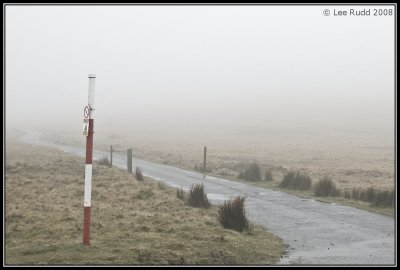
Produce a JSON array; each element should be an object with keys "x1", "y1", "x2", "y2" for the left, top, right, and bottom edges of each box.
[{"x1": 83, "y1": 74, "x2": 96, "y2": 245}]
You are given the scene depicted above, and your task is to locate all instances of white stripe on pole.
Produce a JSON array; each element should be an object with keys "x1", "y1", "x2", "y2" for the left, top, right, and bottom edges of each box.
[
  {"x1": 84, "y1": 164, "x2": 92, "y2": 207},
  {"x1": 88, "y1": 74, "x2": 96, "y2": 119}
]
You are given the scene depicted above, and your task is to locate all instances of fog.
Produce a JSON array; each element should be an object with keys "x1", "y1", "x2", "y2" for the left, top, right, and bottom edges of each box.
[{"x1": 5, "y1": 5, "x2": 395, "y2": 138}]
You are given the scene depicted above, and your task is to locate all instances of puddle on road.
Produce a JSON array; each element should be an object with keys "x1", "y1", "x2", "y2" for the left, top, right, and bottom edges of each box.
[
  {"x1": 155, "y1": 180, "x2": 189, "y2": 191},
  {"x1": 148, "y1": 179, "x2": 230, "y2": 201},
  {"x1": 207, "y1": 193, "x2": 232, "y2": 201}
]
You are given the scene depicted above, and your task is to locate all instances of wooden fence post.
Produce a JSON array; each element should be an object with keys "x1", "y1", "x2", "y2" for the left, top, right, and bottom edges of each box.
[
  {"x1": 203, "y1": 146, "x2": 207, "y2": 178},
  {"x1": 127, "y1": 148, "x2": 132, "y2": 173},
  {"x1": 110, "y1": 145, "x2": 113, "y2": 168}
]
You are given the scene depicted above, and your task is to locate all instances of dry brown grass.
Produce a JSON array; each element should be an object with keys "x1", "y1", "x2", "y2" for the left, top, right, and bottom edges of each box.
[{"x1": 5, "y1": 143, "x2": 282, "y2": 265}]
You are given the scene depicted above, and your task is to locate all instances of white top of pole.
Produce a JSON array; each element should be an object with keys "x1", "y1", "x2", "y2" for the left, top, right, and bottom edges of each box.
[{"x1": 88, "y1": 74, "x2": 96, "y2": 119}]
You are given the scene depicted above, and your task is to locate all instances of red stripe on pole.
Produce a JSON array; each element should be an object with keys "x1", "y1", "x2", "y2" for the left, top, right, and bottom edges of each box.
[
  {"x1": 83, "y1": 206, "x2": 91, "y2": 245},
  {"x1": 85, "y1": 119, "x2": 94, "y2": 164},
  {"x1": 83, "y1": 119, "x2": 93, "y2": 245}
]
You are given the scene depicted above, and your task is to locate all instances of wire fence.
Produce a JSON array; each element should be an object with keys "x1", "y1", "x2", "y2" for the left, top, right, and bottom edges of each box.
[
  {"x1": 110, "y1": 147, "x2": 131, "y2": 166},
  {"x1": 117, "y1": 151, "x2": 127, "y2": 165}
]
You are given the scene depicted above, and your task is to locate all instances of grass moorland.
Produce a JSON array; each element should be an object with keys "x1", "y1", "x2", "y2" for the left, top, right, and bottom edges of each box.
[
  {"x1": 5, "y1": 143, "x2": 282, "y2": 265},
  {"x1": 37, "y1": 128, "x2": 395, "y2": 217}
]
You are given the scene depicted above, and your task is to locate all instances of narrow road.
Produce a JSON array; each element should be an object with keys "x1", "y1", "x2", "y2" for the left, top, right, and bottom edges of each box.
[{"x1": 17, "y1": 129, "x2": 395, "y2": 265}]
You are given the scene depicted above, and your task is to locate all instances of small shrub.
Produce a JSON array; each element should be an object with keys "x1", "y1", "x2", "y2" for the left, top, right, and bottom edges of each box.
[
  {"x1": 280, "y1": 171, "x2": 311, "y2": 190},
  {"x1": 314, "y1": 176, "x2": 339, "y2": 197},
  {"x1": 264, "y1": 169, "x2": 273, "y2": 181},
  {"x1": 187, "y1": 183, "x2": 210, "y2": 209},
  {"x1": 97, "y1": 155, "x2": 110, "y2": 167},
  {"x1": 238, "y1": 162, "x2": 261, "y2": 182},
  {"x1": 135, "y1": 167, "x2": 144, "y2": 181},
  {"x1": 217, "y1": 195, "x2": 249, "y2": 232},
  {"x1": 176, "y1": 188, "x2": 186, "y2": 201}
]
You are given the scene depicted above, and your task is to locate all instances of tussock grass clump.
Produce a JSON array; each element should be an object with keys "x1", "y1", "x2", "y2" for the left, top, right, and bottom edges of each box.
[
  {"x1": 176, "y1": 188, "x2": 186, "y2": 201},
  {"x1": 352, "y1": 187, "x2": 377, "y2": 202},
  {"x1": 344, "y1": 190, "x2": 352, "y2": 199},
  {"x1": 351, "y1": 187, "x2": 394, "y2": 207},
  {"x1": 187, "y1": 183, "x2": 210, "y2": 209},
  {"x1": 372, "y1": 189, "x2": 394, "y2": 207},
  {"x1": 264, "y1": 169, "x2": 273, "y2": 181},
  {"x1": 135, "y1": 167, "x2": 144, "y2": 181},
  {"x1": 314, "y1": 176, "x2": 340, "y2": 197},
  {"x1": 157, "y1": 181, "x2": 167, "y2": 190},
  {"x1": 280, "y1": 171, "x2": 311, "y2": 190},
  {"x1": 136, "y1": 188, "x2": 155, "y2": 200},
  {"x1": 351, "y1": 188, "x2": 361, "y2": 200},
  {"x1": 97, "y1": 155, "x2": 111, "y2": 167},
  {"x1": 238, "y1": 162, "x2": 261, "y2": 182},
  {"x1": 217, "y1": 195, "x2": 249, "y2": 232}
]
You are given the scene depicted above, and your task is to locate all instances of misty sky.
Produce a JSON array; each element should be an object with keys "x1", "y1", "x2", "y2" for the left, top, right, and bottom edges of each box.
[{"x1": 5, "y1": 5, "x2": 395, "y2": 134}]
